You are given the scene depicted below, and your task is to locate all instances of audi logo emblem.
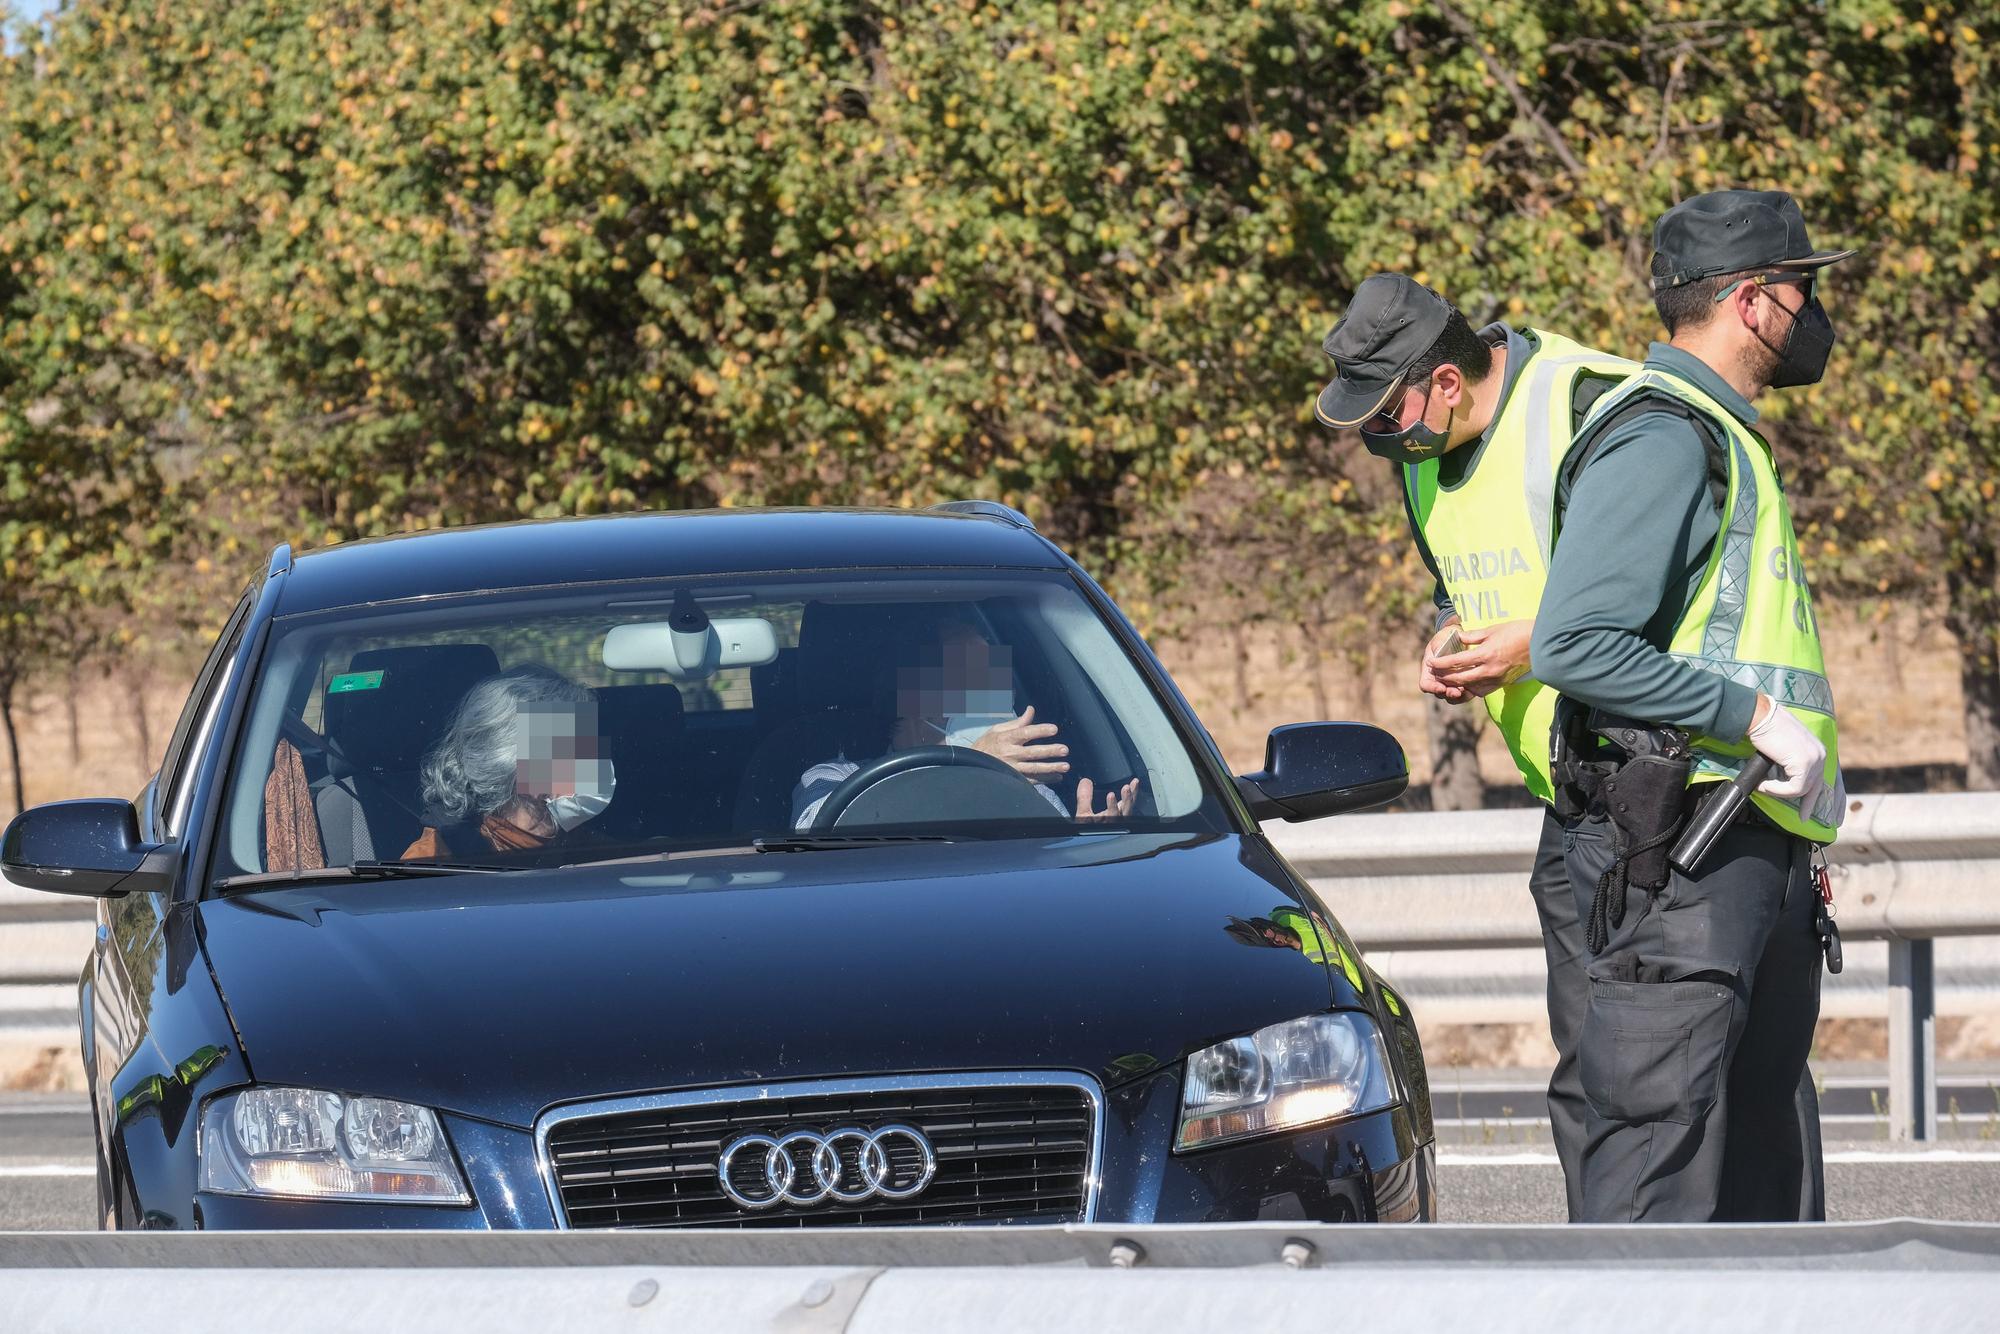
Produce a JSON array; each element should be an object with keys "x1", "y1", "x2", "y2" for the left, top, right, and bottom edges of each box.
[{"x1": 716, "y1": 1124, "x2": 938, "y2": 1210}]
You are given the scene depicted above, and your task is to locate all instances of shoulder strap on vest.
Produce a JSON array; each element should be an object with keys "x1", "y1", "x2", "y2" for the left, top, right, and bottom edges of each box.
[
  {"x1": 1557, "y1": 388, "x2": 1729, "y2": 534},
  {"x1": 1568, "y1": 372, "x2": 1622, "y2": 434}
]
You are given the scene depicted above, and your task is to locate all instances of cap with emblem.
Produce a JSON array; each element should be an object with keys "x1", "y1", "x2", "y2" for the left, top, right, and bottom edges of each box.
[
  {"x1": 1651, "y1": 189, "x2": 1856, "y2": 292},
  {"x1": 1315, "y1": 274, "x2": 1453, "y2": 428}
]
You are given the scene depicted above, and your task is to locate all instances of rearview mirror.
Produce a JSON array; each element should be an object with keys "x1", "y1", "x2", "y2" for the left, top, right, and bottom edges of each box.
[
  {"x1": 601, "y1": 617, "x2": 779, "y2": 680},
  {"x1": 1, "y1": 799, "x2": 176, "y2": 897},
  {"x1": 1235, "y1": 723, "x2": 1408, "y2": 823}
]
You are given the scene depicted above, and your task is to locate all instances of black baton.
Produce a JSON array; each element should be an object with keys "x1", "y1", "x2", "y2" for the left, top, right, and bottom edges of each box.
[{"x1": 1668, "y1": 754, "x2": 1775, "y2": 876}]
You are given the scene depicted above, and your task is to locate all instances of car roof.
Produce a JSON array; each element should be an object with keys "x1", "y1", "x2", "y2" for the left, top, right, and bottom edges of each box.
[{"x1": 273, "y1": 508, "x2": 1069, "y2": 616}]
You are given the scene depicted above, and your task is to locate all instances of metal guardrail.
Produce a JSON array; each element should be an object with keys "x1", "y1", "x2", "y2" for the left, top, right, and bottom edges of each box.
[
  {"x1": 0, "y1": 877, "x2": 94, "y2": 986},
  {"x1": 1268, "y1": 792, "x2": 2000, "y2": 1143},
  {"x1": 1, "y1": 1223, "x2": 1996, "y2": 1332},
  {"x1": 4, "y1": 793, "x2": 1994, "y2": 1141}
]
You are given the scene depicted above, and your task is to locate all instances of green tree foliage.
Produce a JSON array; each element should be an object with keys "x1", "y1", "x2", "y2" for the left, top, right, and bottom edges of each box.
[
  {"x1": 0, "y1": 19, "x2": 180, "y2": 810},
  {"x1": 0, "y1": 0, "x2": 1994, "y2": 787}
]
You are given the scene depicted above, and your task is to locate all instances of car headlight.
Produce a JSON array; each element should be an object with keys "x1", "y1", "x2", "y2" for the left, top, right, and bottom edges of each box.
[
  {"x1": 198, "y1": 1087, "x2": 471, "y2": 1204},
  {"x1": 1175, "y1": 1011, "x2": 1397, "y2": 1151}
]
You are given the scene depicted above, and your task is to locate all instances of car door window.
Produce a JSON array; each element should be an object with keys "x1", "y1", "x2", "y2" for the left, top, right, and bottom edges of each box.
[{"x1": 156, "y1": 589, "x2": 254, "y2": 838}]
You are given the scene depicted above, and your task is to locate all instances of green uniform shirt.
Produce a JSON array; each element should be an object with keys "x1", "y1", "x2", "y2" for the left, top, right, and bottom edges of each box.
[{"x1": 1532, "y1": 342, "x2": 1762, "y2": 743}]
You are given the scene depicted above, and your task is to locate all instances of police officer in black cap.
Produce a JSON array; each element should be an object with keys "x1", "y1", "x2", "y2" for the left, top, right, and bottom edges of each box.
[
  {"x1": 1530, "y1": 190, "x2": 1853, "y2": 1221},
  {"x1": 1319, "y1": 273, "x2": 1637, "y2": 1218}
]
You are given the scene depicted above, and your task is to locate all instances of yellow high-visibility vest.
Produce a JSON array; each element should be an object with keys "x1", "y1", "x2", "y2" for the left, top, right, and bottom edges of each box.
[
  {"x1": 1571, "y1": 366, "x2": 1842, "y2": 842},
  {"x1": 1404, "y1": 330, "x2": 1636, "y2": 803}
]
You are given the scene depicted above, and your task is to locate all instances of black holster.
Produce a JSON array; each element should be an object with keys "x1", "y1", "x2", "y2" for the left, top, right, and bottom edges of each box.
[
  {"x1": 1599, "y1": 754, "x2": 1693, "y2": 892},
  {"x1": 1554, "y1": 704, "x2": 1694, "y2": 952}
]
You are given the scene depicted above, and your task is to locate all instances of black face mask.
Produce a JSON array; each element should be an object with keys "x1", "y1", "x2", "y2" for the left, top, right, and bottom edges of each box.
[
  {"x1": 1758, "y1": 292, "x2": 1836, "y2": 388},
  {"x1": 1358, "y1": 376, "x2": 1452, "y2": 461}
]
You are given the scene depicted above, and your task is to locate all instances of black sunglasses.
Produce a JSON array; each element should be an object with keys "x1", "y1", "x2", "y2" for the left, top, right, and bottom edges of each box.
[
  {"x1": 1714, "y1": 271, "x2": 1817, "y2": 306},
  {"x1": 1359, "y1": 373, "x2": 1434, "y2": 437}
]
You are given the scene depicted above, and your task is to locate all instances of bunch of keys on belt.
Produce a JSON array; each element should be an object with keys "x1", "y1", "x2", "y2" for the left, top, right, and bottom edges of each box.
[{"x1": 1812, "y1": 846, "x2": 1843, "y2": 974}]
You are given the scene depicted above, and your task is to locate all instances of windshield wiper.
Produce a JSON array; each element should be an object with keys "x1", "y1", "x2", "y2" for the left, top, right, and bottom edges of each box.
[
  {"x1": 751, "y1": 834, "x2": 959, "y2": 854},
  {"x1": 213, "y1": 860, "x2": 519, "y2": 894}
]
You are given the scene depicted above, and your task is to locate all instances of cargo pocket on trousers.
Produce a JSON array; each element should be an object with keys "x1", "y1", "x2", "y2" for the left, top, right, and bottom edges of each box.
[{"x1": 1581, "y1": 977, "x2": 1736, "y2": 1126}]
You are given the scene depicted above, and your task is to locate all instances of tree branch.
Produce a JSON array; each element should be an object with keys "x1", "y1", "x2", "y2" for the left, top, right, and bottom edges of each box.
[{"x1": 1435, "y1": 1, "x2": 1587, "y2": 180}]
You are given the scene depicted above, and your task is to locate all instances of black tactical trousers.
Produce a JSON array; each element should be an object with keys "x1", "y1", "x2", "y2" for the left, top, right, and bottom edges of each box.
[
  {"x1": 1561, "y1": 810, "x2": 1822, "y2": 1222},
  {"x1": 1527, "y1": 807, "x2": 1589, "y2": 1219}
]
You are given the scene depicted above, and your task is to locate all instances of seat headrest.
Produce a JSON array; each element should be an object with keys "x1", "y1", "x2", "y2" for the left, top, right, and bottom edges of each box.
[
  {"x1": 324, "y1": 643, "x2": 501, "y2": 773},
  {"x1": 795, "y1": 602, "x2": 944, "y2": 715},
  {"x1": 593, "y1": 683, "x2": 685, "y2": 762},
  {"x1": 750, "y1": 648, "x2": 797, "y2": 718}
]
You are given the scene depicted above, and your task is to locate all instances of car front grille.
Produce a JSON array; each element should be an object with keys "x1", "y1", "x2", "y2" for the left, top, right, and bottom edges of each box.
[{"x1": 539, "y1": 1074, "x2": 1101, "y2": 1229}]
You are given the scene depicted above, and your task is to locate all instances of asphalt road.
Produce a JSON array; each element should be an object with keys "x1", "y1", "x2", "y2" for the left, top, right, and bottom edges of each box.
[
  {"x1": 0, "y1": 1098, "x2": 95, "y2": 1231},
  {"x1": 1436, "y1": 1071, "x2": 2000, "y2": 1126},
  {"x1": 5, "y1": 1095, "x2": 1998, "y2": 1229},
  {"x1": 1433, "y1": 1144, "x2": 2000, "y2": 1223}
]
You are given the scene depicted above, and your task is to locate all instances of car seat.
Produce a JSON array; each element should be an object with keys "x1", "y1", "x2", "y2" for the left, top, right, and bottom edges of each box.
[
  {"x1": 589, "y1": 681, "x2": 688, "y2": 841},
  {"x1": 729, "y1": 602, "x2": 937, "y2": 833},
  {"x1": 312, "y1": 643, "x2": 501, "y2": 862}
]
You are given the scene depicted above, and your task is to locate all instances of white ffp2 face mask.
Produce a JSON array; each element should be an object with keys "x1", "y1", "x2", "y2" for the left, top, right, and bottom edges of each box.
[
  {"x1": 937, "y1": 688, "x2": 1014, "y2": 747},
  {"x1": 545, "y1": 758, "x2": 616, "y2": 832},
  {"x1": 941, "y1": 714, "x2": 1014, "y2": 747}
]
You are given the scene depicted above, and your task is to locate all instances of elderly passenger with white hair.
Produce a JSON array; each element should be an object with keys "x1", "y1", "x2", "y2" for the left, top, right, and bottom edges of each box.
[{"x1": 401, "y1": 664, "x2": 616, "y2": 858}]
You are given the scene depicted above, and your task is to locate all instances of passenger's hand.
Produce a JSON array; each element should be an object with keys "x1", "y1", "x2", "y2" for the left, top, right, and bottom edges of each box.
[
  {"x1": 970, "y1": 705, "x2": 1070, "y2": 779},
  {"x1": 1419, "y1": 622, "x2": 1469, "y2": 704},
  {"x1": 1431, "y1": 620, "x2": 1534, "y2": 700},
  {"x1": 489, "y1": 795, "x2": 558, "y2": 841},
  {"x1": 1747, "y1": 694, "x2": 1829, "y2": 816},
  {"x1": 1074, "y1": 776, "x2": 1141, "y2": 823}
]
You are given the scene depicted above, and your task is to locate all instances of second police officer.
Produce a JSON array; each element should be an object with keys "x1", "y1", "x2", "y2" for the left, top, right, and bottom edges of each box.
[{"x1": 1531, "y1": 190, "x2": 1851, "y2": 1221}]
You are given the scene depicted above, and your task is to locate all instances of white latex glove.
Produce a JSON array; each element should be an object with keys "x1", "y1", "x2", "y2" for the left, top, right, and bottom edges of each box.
[{"x1": 1747, "y1": 696, "x2": 1829, "y2": 815}]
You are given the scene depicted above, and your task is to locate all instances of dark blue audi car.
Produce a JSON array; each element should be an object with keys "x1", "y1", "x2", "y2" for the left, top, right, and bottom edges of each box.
[{"x1": 3, "y1": 503, "x2": 1434, "y2": 1229}]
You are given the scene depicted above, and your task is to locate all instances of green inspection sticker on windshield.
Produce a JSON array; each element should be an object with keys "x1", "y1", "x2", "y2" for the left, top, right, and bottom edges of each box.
[{"x1": 328, "y1": 669, "x2": 384, "y2": 694}]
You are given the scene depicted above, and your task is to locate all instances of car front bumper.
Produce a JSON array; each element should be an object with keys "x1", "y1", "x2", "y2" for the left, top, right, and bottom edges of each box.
[{"x1": 188, "y1": 1073, "x2": 1434, "y2": 1229}]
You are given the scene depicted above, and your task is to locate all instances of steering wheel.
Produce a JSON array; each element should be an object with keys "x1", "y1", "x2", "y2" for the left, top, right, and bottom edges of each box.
[{"x1": 809, "y1": 745, "x2": 1065, "y2": 832}]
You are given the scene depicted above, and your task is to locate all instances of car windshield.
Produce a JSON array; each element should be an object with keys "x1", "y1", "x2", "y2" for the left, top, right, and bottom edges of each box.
[{"x1": 208, "y1": 569, "x2": 1229, "y2": 887}]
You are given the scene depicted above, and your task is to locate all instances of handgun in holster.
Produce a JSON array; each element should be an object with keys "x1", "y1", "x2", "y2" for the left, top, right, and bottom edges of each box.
[{"x1": 1554, "y1": 705, "x2": 1694, "y2": 952}]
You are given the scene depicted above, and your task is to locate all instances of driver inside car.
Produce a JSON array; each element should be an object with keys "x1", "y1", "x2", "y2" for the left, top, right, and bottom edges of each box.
[
  {"x1": 790, "y1": 619, "x2": 1141, "y2": 830},
  {"x1": 403, "y1": 664, "x2": 617, "y2": 858}
]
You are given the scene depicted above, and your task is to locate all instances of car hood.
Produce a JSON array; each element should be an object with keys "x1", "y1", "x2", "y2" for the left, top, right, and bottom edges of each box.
[{"x1": 198, "y1": 831, "x2": 1360, "y2": 1128}]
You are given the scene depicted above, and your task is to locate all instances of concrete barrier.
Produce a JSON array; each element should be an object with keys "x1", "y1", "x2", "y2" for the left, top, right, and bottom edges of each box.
[{"x1": 1, "y1": 1223, "x2": 1995, "y2": 1334}]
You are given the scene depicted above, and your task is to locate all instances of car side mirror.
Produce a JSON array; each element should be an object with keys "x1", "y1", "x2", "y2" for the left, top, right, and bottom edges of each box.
[
  {"x1": 1235, "y1": 723, "x2": 1409, "y2": 823},
  {"x1": 1, "y1": 799, "x2": 176, "y2": 897}
]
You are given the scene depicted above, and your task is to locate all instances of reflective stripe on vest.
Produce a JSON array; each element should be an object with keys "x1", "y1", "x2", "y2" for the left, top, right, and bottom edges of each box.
[
  {"x1": 1574, "y1": 367, "x2": 1842, "y2": 841},
  {"x1": 1405, "y1": 330, "x2": 1636, "y2": 803}
]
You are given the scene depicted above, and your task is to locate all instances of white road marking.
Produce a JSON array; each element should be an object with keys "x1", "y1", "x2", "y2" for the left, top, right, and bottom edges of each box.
[
  {"x1": 1438, "y1": 1113, "x2": 2000, "y2": 1132},
  {"x1": 1820, "y1": 1149, "x2": 2000, "y2": 1164},
  {"x1": 1431, "y1": 1077, "x2": 2000, "y2": 1097},
  {"x1": 1438, "y1": 1149, "x2": 2000, "y2": 1167},
  {"x1": 0, "y1": 1104, "x2": 90, "y2": 1116},
  {"x1": 0, "y1": 1164, "x2": 93, "y2": 1177}
]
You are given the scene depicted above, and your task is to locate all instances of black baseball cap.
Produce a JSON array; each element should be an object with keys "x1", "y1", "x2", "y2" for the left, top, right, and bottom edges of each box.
[
  {"x1": 1314, "y1": 274, "x2": 1453, "y2": 428},
  {"x1": 1651, "y1": 189, "x2": 1856, "y2": 291}
]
